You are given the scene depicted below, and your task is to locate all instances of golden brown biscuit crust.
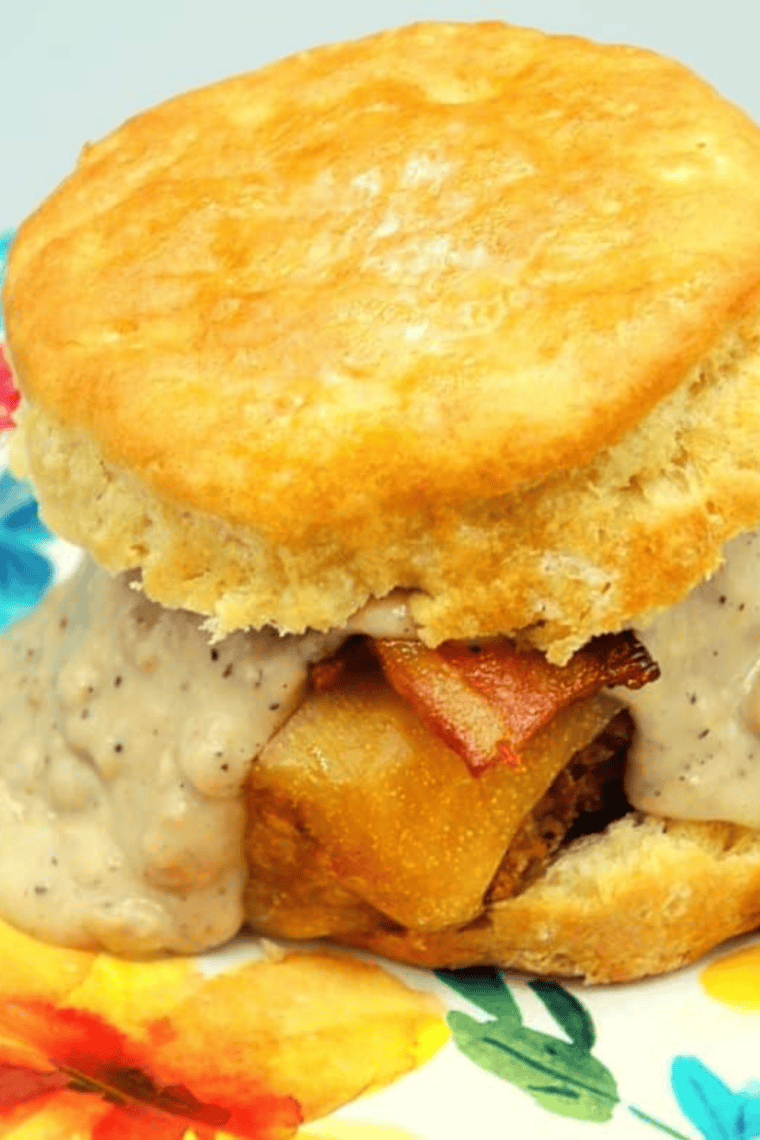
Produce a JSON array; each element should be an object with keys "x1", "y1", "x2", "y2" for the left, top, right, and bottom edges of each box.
[{"x1": 8, "y1": 22, "x2": 760, "y2": 653}]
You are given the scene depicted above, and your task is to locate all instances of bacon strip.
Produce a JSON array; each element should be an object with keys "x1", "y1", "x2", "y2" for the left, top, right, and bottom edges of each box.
[
  {"x1": 372, "y1": 639, "x2": 522, "y2": 773},
  {"x1": 373, "y1": 632, "x2": 658, "y2": 776}
]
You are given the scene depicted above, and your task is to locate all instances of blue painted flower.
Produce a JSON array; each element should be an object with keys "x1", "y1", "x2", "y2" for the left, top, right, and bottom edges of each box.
[
  {"x1": 671, "y1": 1056, "x2": 760, "y2": 1140},
  {"x1": 0, "y1": 468, "x2": 54, "y2": 631}
]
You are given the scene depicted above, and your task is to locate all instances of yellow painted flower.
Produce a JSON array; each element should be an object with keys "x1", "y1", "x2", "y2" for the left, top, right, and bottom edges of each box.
[
  {"x1": 700, "y1": 942, "x2": 760, "y2": 1009},
  {"x1": 143, "y1": 950, "x2": 448, "y2": 1121},
  {"x1": 65, "y1": 954, "x2": 203, "y2": 1035},
  {"x1": 0, "y1": 914, "x2": 92, "y2": 1003}
]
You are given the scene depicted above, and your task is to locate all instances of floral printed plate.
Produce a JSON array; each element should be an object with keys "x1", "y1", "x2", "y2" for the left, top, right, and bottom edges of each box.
[{"x1": 2, "y1": 231, "x2": 760, "y2": 1140}]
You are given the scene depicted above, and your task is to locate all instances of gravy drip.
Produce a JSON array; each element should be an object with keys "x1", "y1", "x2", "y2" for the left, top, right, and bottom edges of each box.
[
  {"x1": 0, "y1": 559, "x2": 357, "y2": 954},
  {"x1": 625, "y1": 529, "x2": 760, "y2": 828}
]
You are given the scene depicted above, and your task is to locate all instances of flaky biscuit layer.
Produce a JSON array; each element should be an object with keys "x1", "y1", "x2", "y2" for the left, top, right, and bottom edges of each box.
[{"x1": 16, "y1": 307, "x2": 760, "y2": 658}]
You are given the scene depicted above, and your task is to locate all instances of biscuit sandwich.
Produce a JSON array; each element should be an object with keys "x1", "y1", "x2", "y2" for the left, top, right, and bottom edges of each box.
[{"x1": 4, "y1": 21, "x2": 760, "y2": 983}]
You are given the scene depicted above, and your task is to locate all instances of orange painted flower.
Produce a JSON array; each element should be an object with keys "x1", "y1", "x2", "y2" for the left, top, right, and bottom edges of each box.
[
  {"x1": 0, "y1": 916, "x2": 446, "y2": 1140},
  {"x1": 0, "y1": 997, "x2": 301, "y2": 1139}
]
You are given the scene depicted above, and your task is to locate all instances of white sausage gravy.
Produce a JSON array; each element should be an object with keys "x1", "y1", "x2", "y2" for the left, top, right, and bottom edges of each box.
[
  {"x1": 0, "y1": 559, "x2": 412, "y2": 955},
  {"x1": 624, "y1": 529, "x2": 760, "y2": 829}
]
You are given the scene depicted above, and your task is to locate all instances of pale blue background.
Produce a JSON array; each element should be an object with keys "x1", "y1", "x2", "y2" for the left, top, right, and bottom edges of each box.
[{"x1": 3, "y1": 0, "x2": 760, "y2": 226}]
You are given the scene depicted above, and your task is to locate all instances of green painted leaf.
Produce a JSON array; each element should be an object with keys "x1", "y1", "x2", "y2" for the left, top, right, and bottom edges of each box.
[
  {"x1": 436, "y1": 970, "x2": 619, "y2": 1124},
  {"x1": 447, "y1": 1010, "x2": 619, "y2": 1123},
  {"x1": 434, "y1": 967, "x2": 522, "y2": 1024},
  {"x1": 529, "y1": 979, "x2": 596, "y2": 1050}
]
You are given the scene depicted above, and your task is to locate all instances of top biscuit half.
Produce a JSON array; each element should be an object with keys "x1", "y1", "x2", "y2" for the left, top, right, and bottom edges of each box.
[{"x1": 6, "y1": 21, "x2": 760, "y2": 658}]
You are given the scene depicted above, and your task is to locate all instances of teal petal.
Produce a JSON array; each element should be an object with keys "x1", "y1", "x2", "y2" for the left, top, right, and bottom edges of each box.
[
  {"x1": 0, "y1": 542, "x2": 53, "y2": 631},
  {"x1": 671, "y1": 1056, "x2": 760, "y2": 1140},
  {"x1": 0, "y1": 469, "x2": 53, "y2": 548}
]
